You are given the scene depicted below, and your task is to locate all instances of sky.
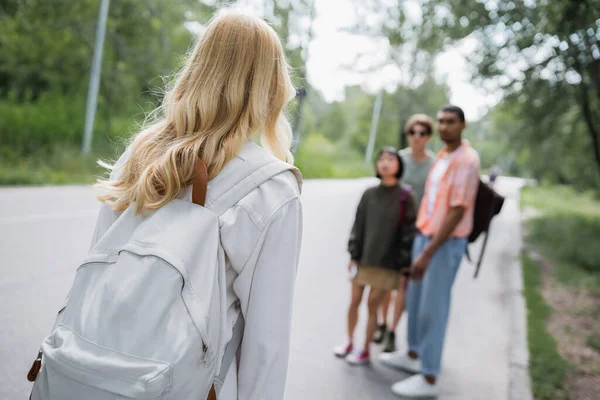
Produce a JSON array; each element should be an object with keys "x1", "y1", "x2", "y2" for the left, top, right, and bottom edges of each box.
[{"x1": 306, "y1": 0, "x2": 501, "y2": 121}]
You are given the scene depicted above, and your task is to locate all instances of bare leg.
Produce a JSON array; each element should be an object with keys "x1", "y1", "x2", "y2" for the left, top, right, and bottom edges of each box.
[
  {"x1": 348, "y1": 282, "x2": 365, "y2": 342},
  {"x1": 363, "y1": 288, "x2": 387, "y2": 351},
  {"x1": 388, "y1": 276, "x2": 409, "y2": 331},
  {"x1": 380, "y1": 290, "x2": 393, "y2": 325}
]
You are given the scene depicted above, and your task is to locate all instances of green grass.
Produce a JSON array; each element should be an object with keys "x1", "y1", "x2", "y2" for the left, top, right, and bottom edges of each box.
[
  {"x1": 522, "y1": 252, "x2": 571, "y2": 400},
  {"x1": 521, "y1": 185, "x2": 600, "y2": 218},
  {"x1": 522, "y1": 185, "x2": 600, "y2": 291},
  {"x1": 0, "y1": 145, "x2": 121, "y2": 186},
  {"x1": 0, "y1": 92, "x2": 138, "y2": 186},
  {"x1": 587, "y1": 334, "x2": 600, "y2": 354}
]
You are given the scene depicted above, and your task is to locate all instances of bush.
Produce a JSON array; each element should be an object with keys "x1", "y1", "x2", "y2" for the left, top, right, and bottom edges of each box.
[
  {"x1": 294, "y1": 134, "x2": 371, "y2": 179},
  {"x1": 294, "y1": 134, "x2": 336, "y2": 178},
  {"x1": 0, "y1": 93, "x2": 86, "y2": 156},
  {"x1": 0, "y1": 146, "x2": 112, "y2": 185},
  {"x1": 529, "y1": 214, "x2": 600, "y2": 274},
  {"x1": 0, "y1": 93, "x2": 137, "y2": 159},
  {"x1": 0, "y1": 92, "x2": 138, "y2": 185},
  {"x1": 522, "y1": 185, "x2": 600, "y2": 290}
]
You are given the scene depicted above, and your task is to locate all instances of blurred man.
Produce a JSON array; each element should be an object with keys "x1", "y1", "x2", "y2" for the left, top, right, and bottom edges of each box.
[{"x1": 380, "y1": 105, "x2": 480, "y2": 398}]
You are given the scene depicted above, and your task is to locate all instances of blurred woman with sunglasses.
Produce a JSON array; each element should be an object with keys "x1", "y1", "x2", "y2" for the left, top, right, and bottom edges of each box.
[{"x1": 376, "y1": 114, "x2": 436, "y2": 353}]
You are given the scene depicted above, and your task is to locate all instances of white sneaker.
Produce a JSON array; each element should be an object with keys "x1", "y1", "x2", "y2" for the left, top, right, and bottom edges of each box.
[
  {"x1": 391, "y1": 374, "x2": 439, "y2": 398},
  {"x1": 345, "y1": 350, "x2": 370, "y2": 365},
  {"x1": 378, "y1": 352, "x2": 421, "y2": 374},
  {"x1": 333, "y1": 342, "x2": 353, "y2": 358}
]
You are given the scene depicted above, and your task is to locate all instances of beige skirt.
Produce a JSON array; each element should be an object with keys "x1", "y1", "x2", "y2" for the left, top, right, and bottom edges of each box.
[{"x1": 353, "y1": 265, "x2": 401, "y2": 291}]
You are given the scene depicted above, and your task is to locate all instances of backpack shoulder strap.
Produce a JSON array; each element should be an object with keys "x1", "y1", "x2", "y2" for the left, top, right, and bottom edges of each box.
[
  {"x1": 213, "y1": 315, "x2": 245, "y2": 395},
  {"x1": 207, "y1": 159, "x2": 299, "y2": 216},
  {"x1": 398, "y1": 185, "x2": 411, "y2": 226},
  {"x1": 205, "y1": 142, "x2": 301, "y2": 216},
  {"x1": 472, "y1": 195, "x2": 503, "y2": 278},
  {"x1": 473, "y1": 231, "x2": 491, "y2": 278}
]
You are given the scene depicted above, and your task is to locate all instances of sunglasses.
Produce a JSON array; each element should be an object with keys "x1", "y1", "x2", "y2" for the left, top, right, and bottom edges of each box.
[{"x1": 408, "y1": 129, "x2": 431, "y2": 137}]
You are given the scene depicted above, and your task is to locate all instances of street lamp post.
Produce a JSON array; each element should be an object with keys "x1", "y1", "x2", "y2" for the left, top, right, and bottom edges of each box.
[
  {"x1": 82, "y1": 0, "x2": 110, "y2": 154},
  {"x1": 365, "y1": 89, "x2": 383, "y2": 163},
  {"x1": 292, "y1": 87, "x2": 307, "y2": 153}
]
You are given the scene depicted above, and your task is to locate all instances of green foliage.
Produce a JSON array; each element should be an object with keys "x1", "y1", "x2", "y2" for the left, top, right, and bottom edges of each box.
[
  {"x1": 522, "y1": 185, "x2": 600, "y2": 219},
  {"x1": 587, "y1": 334, "x2": 600, "y2": 354},
  {"x1": 294, "y1": 134, "x2": 336, "y2": 178},
  {"x1": 331, "y1": 78, "x2": 449, "y2": 160},
  {"x1": 0, "y1": 0, "x2": 451, "y2": 184},
  {"x1": 0, "y1": 94, "x2": 86, "y2": 155},
  {"x1": 319, "y1": 102, "x2": 348, "y2": 142},
  {"x1": 0, "y1": 0, "x2": 216, "y2": 183},
  {"x1": 530, "y1": 214, "x2": 600, "y2": 274},
  {"x1": 522, "y1": 185, "x2": 600, "y2": 290},
  {"x1": 0, "y1": 93, "x2": 134, "y2": 156},
  {"x1": 521, "y1": 252, "x2": 571, "y2": 400},
  {"x1": 0, "y1": 0, "x2": 204, "y2": 103},
  {"x1": 0, "y1": 147, "x2": 109, "y2": 185},
  {"x1": 294, "y1": 134, "x2": 371, "y2": 179},
  {"x1": 414, "y1": 0, "x2": 600, "y2": 190}
]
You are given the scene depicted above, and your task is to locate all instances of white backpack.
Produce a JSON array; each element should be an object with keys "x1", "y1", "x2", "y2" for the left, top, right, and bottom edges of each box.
[{"x1": 29, "y1": 150, "x2": 296, "y2": 400}]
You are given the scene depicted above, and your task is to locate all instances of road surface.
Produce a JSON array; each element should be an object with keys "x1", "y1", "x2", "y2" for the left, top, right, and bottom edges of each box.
[{"x1": 0, "y1": 177, "x2": 524, "y2": 399}]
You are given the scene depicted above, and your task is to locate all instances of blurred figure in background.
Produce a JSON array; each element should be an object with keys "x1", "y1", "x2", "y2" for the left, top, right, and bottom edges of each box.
[
  {"x1": 488, "y1": 164, "x2": 502, "y2": 187},
  {"x1": 382, "y1": 105, "x2": 480, "y2": 398},
  {"x1": 375, "y1": 114, "x2": 436, "y2": 353},
  {"x1": 333, "y1": 147, "x2": 417, "y2": 366}
]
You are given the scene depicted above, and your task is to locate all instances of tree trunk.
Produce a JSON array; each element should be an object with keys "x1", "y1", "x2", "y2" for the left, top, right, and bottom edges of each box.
[{"x1": 577, "y1": 83, "x2": 600, "y2": 174}]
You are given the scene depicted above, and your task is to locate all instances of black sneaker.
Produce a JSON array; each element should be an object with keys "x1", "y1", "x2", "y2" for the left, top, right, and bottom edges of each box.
[
  {"x1": 373, "y1": 324, "x2": 387, "y2": 344},
  {"x1": 382, "y1": 331, "x2": 396, "y2": 353}
]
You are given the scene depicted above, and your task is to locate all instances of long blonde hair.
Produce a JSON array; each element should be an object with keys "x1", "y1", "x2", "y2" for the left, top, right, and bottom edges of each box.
[{"x1": 96, "y1": 13, "x2": 296, "y2": 214}]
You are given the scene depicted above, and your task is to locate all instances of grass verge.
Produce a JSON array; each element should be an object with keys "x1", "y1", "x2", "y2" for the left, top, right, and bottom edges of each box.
[
  {"x1": 521, "y1": 184, "x2": 600, "y2": 399},
  {"x1": 0, "y1": 145, "x2": 122, "y2": 186},
  {"x1": 521, "y1": 252, "x2": 571, "y2": 400},
  {"x1": 521, "y1": 185, "x2": 600, "y2": 291}
]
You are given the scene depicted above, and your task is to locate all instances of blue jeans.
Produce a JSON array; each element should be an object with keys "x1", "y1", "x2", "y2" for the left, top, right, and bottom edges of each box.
[{"x1": 406, "y1": 234, "x2": 467, "y2": 377}]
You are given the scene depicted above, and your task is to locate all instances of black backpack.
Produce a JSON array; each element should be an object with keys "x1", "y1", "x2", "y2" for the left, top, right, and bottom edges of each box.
[{"x1": 467, "y1": 179, "x2": 505, "y2": 278}]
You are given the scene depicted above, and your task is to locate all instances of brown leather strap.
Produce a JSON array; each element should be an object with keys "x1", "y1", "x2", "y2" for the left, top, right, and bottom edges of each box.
[
  {"x1": 192, "y1": 159, "x2": 208, "y2": 206},
  {"x1": 207, "y1": 386, "x2": 217, "y2": 400},
  {"x1": 27, "y1": 349, "x2": 43, "y2": 382}
]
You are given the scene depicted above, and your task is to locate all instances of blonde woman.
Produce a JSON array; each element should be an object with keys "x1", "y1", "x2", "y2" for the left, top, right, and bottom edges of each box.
[{"x1": 82, "y1": 13, "x2": 300, "y2": 399}]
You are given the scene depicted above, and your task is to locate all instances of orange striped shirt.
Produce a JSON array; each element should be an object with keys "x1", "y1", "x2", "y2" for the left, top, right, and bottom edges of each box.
[{"x1": 416, "y1": 142, "x2": 480, "y2": 238}]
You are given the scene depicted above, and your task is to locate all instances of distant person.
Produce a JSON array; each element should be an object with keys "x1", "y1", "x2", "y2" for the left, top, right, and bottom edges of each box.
[
  {"x1": 375, "y1": 114, "x2": 437, "y2": 353},
  {"x1": 381, "y1": 105, "x2": 480, "y2": 398},
  {"x1": 489, "y1": 164, "x2": 501, "y2": 187},
  {"x1": 29, "y1": 13, "x2": 302, "y2": 400},
  {"x1": 333, "y1": 147, "x2": 417, "y2": 365}
]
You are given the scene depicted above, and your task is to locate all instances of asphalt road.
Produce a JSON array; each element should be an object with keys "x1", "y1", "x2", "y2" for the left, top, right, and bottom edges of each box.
[{"x1": 0, "y1": 177, "x2": 524, "y2": 399}]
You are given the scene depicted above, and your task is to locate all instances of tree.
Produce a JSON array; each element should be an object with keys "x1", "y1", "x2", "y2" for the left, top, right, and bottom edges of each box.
[
  {"x1": 263, "y1": 0, "x2": 316, "y2": 148},
  {"x1": 339, "y1": 1, "x2": 451, "y2": 150},
  {"x1": 415, "y1": 0, "x2": 600, "y2": 185},
  {"x1": 319, "y1": 102, "x2": 348, "y2": 142},
  {"x1": 0, "y1": 0, "x2": 218, "y2": 104},
  {"x1": 346, "y1": 74, "x2": 450, "y2": 158}
]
